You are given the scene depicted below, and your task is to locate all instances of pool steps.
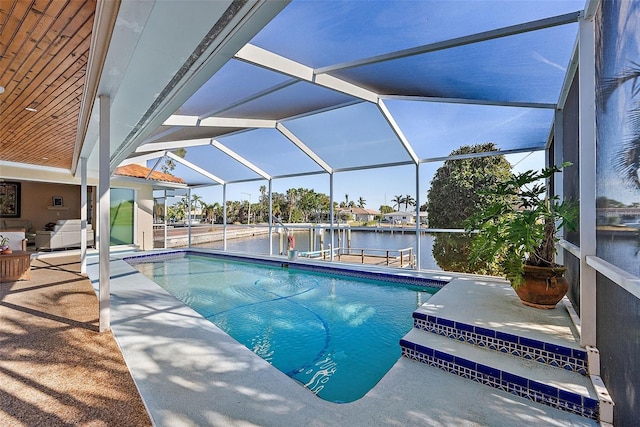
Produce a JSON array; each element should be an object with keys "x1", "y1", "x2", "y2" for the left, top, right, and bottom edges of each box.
[{"x1": 400, "y1": 280, "x2": 613, "y2": 423}]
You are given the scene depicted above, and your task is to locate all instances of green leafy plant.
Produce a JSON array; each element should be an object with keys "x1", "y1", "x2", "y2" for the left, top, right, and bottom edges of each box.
[
  {"x1": 465, "y1": 163, "x2": 578, "y2": 288},
  {"x1": 0, "y1": 235, "x2": 9, "y2": 248}
]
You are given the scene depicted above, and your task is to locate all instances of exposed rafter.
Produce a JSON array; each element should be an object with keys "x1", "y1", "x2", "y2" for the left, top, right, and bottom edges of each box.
[
  {"x1": 210, "y1": 139, "x2": 271, "y2": 180},
  {"x1": 419, "y1": 146, "x2": 546, "y2": 164},
  {"x1": 377, "y1": 99, "x2": 419, "y2": 165},
  {"x1": 380, "y1": 95, "x2": 556, "y2": 110},
  {"x1": 276, "y1": 123, "x2": 333, "y2": 173},
  {"x1": 135, "y1": 138, "x2": 212, "y2": 153},
  {"x1": 235, "y1": 44, "x2": 378, "y2": 103},
  {"x1": 119, "y1": 151, "x2": 168, "y2": 165},
  {"x1": 315, "y1": 12, "x2": 581, "y2": 75},
  {"x1": 163, "y1": 115, "x2": 277, "y2": 128},
  {"x1": 165, "y1": 151, "x2": 225, "y2": 185}
]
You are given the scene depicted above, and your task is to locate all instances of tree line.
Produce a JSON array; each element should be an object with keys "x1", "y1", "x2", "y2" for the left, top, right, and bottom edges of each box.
[{"x1": 160, "y1": 186, "x2": 422, "y2": 224}]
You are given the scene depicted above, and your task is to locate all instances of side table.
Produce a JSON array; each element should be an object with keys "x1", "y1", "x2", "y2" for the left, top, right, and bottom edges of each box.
[{"x1": 0, "y1": 251, "x2": 32, "y2": 282}]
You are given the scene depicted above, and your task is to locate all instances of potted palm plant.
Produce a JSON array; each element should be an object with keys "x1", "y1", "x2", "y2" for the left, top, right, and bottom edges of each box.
[{"x1": 465, "y1": 163, "x2": 578, "y2": 309}]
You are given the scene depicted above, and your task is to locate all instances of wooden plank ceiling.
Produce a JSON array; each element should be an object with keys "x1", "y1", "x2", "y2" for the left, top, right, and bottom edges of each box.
[{"x1": 0, "y1": 0, "x2": 95, "y2": 170}]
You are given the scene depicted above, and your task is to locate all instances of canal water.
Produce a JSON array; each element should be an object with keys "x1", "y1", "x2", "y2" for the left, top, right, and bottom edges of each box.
[
  {"x1": 192, "y1": 227, "x2": 640, "y2": 277},
  {"x1": 196, "y1": 229, "x2": 442, "y2": 270}
]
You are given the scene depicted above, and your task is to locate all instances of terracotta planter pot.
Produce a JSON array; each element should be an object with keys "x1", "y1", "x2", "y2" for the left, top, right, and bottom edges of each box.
[
  {"x1": 1, "y1": 248, "x2": 12, "y2": 255},
  {"x1": 514, "y1": 265, "x2": 569, "y2": 309}
]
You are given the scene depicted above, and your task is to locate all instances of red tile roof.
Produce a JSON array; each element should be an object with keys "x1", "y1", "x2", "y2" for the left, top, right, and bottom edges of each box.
[{"x1": 114, "y1": 164, "x2": 186, "y2": 184}]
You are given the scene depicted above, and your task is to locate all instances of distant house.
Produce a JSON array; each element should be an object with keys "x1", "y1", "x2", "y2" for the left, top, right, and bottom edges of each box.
[
  {"x1": 383, "y1": 211, "x2": 428, "y2": 225},
  {"x1": 340, "y1": 207, "x2": 380, "y2": 222}
]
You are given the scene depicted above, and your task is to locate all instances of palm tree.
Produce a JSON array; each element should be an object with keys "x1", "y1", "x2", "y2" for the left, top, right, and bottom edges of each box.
[
  {"x1": 602, "y1": 64, "x2": 640, "y2": 191},
  {"x1": 404, "y1": 194, "x2": 416, "y2": 211},
  {"x1": 357, "y1": 196, "x2": 366, "y2": 208},
  {"x1": 391, "y1": 194, "x2": 405, "y2": 211},
  {"x1": 191, "y1": 194, "x2": 204, "y2": 220},
  {"x1": 259, "y1": 185, "x2": 267, "y2": 222},
  {"x1": 201, "y1": 201, "x2": 220, "y2": 224},
  {"x1": 286, "y1": 188, "x2": 298, "y2": 222}
]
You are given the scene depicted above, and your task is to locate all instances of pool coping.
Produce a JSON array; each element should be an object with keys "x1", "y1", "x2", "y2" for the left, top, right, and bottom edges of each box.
[{"x1": 87, "y1": 249, "x2": 597, "y2": 426}]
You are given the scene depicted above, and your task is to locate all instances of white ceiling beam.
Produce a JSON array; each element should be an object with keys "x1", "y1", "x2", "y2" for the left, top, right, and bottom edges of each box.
[
  {"x1": 235, "y1": 43, "x2": 378, "y2": 103},
  {"x1": 165, "y1": 151, "x2": 225, "y2": 184},
  {"x1": 136, "y1": 138, "x2": 212, "y2": 153},
  {"x1": 380, "y1": 95, "x2": 556, "y2": 110},
  {"x1": 163, "y1": 114, "x2": 277, "y2": 128},
  {"x1": 210, "y1": 139, "x2": 271, "y2": 180},
  {"x1": 419, "y1": 146, "x2": 545, "y2": 164},
  {"x1": 163, "y1": 115, "x2": 199, "y2": 126},
  {"x1": 200, "y1": 117, "x2": 277, "y2": 128},
  {"x1": 276, "y1": 123, "x2": 332, "y2": 173},
  {"x1": 316, "y1": 12, "x2": 581, "y2": 74},
  {"x1": 235, "y1": 43, "x2": 314, "y2": 80},
  {"x1": 377, "y1": 99, "x2": 419, "y2": 164},
  {"x1": 313, "y1": 74, "x2": 378, "y2": 103}
]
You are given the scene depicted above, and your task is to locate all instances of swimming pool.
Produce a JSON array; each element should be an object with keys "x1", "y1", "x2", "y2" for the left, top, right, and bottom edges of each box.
[{"x1": 129, "y1": 252, "x2": 443, "y2": 403}]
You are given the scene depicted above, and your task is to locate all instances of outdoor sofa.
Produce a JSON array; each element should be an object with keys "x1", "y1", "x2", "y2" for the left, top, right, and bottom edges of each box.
[{"x1": 35, "y1": 219, "x2": 94, "y2": 250}]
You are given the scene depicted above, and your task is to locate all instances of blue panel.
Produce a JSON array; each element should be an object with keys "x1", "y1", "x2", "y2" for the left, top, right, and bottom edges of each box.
[
  {"x1": 386, "y1": 100, "x2": 554, "y2": 159},
  {"x1": 180, "y1": 144, "x2": 262, "y2": 183},
  {"x1": 176, "y1": 60, "x2": 291, "y2": 117},
  {"x1": 251, "y1": 0, "x2": 582, "y2": 68},
  {"x1": 220, "y1": 81, "x2": 356, "y2": 120},
  {"x1": 284, "y1": 103, "x2": 411, "y2": 169},
  {"x1": 218, "y1": 128, "x2": 324, "y2": 176},
  {"x1": 165, "y1": 162, "x2": 217, "y2": 186},
  {"x1": 332, "y1": 24, "x2": 578, "y2": 105}
]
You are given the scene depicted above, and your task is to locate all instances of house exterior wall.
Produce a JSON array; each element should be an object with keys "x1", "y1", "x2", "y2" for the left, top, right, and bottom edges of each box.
[
  {"x1": 109, "y1": 181, "x2": 154, "y2": 251},
  {"x1": 136, "y1": 185, "x2": 154, "y2": 251}
]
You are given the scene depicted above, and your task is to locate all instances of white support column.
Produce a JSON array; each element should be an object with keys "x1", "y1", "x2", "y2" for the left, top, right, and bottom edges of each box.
[
  {"x1": 268, "y1": 180, "x2": 273, "y2": 256},
  {"x1": 329, "y1": 173, "x2": 335, "y2": 262},
  {"x1": 187, "y1": 188, "x2": 192, "y2": 247},
  {"x1": 80, "y1": 157, "x2": 88, "y2": 274},
  {"x1": 98, "y1": 95, "x2": 111, "y2": 333},
  {"x1": 222, "y1": 184, "x2": 227, "y2": 251},
  {"x1": 578, "y1": 15, "x2": 597, "y2": 348},
  {"x1": 415, "y1": 163, "x2": 421, "y2": 270},
  {"x1": 163, "y1": 191, "x2": 168, "y2": 249},
  {"x1": 554, "y1": 109, "x2": 566, "y2": 266}
]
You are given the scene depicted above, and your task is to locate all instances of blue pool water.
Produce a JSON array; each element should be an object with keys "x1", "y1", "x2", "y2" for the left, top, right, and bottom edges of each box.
[{"x1": 131, "y1": 253, "x2": 439, "y2": 403}]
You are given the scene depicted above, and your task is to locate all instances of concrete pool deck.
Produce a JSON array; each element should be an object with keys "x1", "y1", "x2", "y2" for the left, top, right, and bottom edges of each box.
[{"x1": 87, "y1": 250, "x2": 598, "y2": 426}]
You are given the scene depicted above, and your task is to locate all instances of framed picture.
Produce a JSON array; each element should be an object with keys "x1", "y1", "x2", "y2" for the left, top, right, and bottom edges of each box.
[
  {"x1": 52, "y1": 196, "x2": 63, "y2": 207},
  {"x1": 0, "y1": 181, "x2": 21, "y2": 218}
]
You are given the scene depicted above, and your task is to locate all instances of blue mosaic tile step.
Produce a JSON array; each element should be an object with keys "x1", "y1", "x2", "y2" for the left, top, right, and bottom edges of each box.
[
  {"x1": 412, "y1": 312, "x2": 588, "y2": 375},
  {"x1": 400, "y1": 329, "x2": 599, "y2": 421}
]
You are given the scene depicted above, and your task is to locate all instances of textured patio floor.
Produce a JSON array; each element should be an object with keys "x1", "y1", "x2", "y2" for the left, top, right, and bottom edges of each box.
[{"x1": 0, "y1": 254, "x2": 151, "y2": 427}]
